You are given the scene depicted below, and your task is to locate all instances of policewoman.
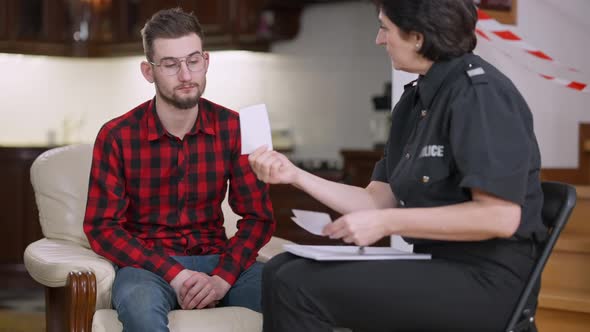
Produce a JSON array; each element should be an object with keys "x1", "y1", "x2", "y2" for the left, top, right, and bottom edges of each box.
[{"x1": 248, "y1": 0, "x2": 545, "y2": 331}]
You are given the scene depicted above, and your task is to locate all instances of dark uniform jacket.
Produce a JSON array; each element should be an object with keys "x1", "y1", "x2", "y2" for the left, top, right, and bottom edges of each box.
[{"x1": 372, "y1": 53, "x2": 546, "y2": 245}]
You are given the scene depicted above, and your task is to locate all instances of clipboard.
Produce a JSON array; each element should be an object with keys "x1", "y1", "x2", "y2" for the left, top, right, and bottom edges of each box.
[{"x1": 283, "y1": 244, "x2": 431, "y2": 261}]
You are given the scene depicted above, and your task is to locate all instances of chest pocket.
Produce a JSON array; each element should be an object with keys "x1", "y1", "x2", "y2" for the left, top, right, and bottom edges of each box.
[
  {"x1": 409, "y1": 154, "x2": 454, "y2": 207},
  {"x1": 412, "y1": 150, "x2": 451, "y2": 186}
]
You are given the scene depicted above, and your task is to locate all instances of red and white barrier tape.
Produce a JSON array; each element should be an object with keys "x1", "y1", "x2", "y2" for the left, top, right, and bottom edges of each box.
[{"x1": 476, "y1": 9, "x2": 588, "y2": 93}]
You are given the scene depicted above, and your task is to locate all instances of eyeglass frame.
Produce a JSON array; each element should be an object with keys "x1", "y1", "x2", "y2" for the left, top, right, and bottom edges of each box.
[{"x1": 148, "y1": 51, "x2": 209, "y2": 76}]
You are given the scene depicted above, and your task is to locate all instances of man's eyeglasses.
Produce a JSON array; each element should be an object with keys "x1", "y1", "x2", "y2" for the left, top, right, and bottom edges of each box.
[{"x1": 149, "y1": 52, "x2": 208, "y2": 76}]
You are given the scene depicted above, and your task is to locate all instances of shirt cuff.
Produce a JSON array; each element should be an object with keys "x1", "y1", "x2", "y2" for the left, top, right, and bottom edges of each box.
[
  {"x1": 162, "y1": 263, "x2": 186, "y2": 283},
  {"x1": 211, "y1": 259, "x2": 240, "y2": 286}
]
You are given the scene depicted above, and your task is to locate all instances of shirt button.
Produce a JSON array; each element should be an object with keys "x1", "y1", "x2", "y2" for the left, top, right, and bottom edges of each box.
[
  {"x1": 405, "y1": 153, "x2": 411, "y2": 159},
  {"x1": 422, "y1": 176, "x2": 430, "y2": 183},
  {"x1": 399, "y1": 200, "x2": 405, "y2": 207},
  {"x1": 421, "y1": 110, "x2": 428, "y2": 118}
]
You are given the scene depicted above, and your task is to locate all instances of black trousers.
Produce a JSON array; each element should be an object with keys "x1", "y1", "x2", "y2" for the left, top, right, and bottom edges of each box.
[{"x1": 262, "y1": 240, "x2": 537, "y2": 332}]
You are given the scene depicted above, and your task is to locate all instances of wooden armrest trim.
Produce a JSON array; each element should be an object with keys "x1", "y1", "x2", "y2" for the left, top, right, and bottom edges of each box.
[{"x1": 66, "y1": 271, "x2": 97, "y2": 332}]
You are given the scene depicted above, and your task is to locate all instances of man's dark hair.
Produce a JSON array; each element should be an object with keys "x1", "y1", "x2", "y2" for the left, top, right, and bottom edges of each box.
[
  {"x1": 141, "y1": 7, "x2": 204, "y2": 61},
  {"x1": 376, "y1": 0, "x2": 478, "y2": 61}
]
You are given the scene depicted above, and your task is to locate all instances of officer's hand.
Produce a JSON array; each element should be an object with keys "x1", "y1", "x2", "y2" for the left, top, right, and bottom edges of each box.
[
  {"x1": 324, "y1": 210, "x2": 390, "y2": 246},
  {"x1": 248, "y1": 146, "x2": 300, "y2": 185}
]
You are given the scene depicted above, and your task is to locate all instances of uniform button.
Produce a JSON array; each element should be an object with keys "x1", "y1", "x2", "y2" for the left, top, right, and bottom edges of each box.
[
  {"x1": 399, "y1": 200, "x2": 405, "y2": 207},
  {"x1": 405, "y1": 153, "x2": 410, "y2": 159},
  {"x1": 422, "y1": 176, "x2": 430, "y2": 183},
  {"x1": 421, "y1": 110, "x2": 428, "y2": 117}
]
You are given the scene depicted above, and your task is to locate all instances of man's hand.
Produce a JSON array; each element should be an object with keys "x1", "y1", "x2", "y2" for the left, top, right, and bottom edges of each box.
[
  {"x1": 170, "y1": 269, "x2": 193, "y2": 307},
  {"x1": 176, "y1": 272, "x2": 231, "y2": 310},
  {"x1": 323, "y1": 209, "x2": 390, "y2": 246}
]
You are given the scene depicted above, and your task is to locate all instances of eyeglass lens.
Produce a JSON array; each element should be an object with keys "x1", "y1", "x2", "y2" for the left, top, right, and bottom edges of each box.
[{"x1": 159, "y1": 54, "x2": 205, "y2": 75}]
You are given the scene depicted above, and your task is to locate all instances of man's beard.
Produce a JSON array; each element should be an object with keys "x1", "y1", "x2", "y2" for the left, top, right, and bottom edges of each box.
[{"x1": 155, "y1": 78, "x2": 206, "y2": 110}]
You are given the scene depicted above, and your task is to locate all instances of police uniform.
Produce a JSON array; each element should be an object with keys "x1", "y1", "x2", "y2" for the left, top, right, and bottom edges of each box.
[{"x1": 261, "y1": 53, "x2": 544, "y2": 332}]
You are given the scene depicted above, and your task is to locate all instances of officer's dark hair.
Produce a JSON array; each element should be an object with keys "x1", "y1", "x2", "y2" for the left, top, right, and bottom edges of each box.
[
  {"x1": 141, "y1": 7, "x2": 204, "y2": 62},
  {"x1": 375, "y1": 0, "x2": 478, "y2": 61}
]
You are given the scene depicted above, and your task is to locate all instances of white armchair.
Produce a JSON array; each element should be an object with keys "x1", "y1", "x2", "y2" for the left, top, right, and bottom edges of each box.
[{"x1": 23, "y1": 144, "x2": 292, "y2": 332}]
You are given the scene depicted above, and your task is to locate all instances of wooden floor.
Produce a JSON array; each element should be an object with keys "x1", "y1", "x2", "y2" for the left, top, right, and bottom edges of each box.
[
  {"x1": 535, "y1": 185, "x2": 590, "y2": 331},
  {"x1": 0, "y1": 266, "x2": 45, "y2": 332},
  {"x1": 0, "y1": 310, "x2": 45, "y2": 332}
]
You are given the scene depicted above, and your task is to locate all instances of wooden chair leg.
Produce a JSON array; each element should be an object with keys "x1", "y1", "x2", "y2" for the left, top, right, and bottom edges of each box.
[
  {"x1": 67, "y1": 271, "x2": 97, "y2": 332},
  {"x1": 44, "y1": 271, "x2": 97, "y2": 332}
]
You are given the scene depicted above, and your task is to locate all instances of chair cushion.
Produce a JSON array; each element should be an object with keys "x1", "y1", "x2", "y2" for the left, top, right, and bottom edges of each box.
[
  {"x1": 92, "y1": 307, "x2": 262, "y2": 332},
  {"x1": 30, "y1": 144, "x2": 94, "y2": 247},
  {"x1": 24, "y1": 238, "x2": 115, "y2": 310}
]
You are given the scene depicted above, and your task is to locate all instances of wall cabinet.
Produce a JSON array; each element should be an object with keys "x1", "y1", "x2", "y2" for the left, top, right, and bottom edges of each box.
[{"x1": 0, "y1": 0, "x2": 305, "y2": 57}]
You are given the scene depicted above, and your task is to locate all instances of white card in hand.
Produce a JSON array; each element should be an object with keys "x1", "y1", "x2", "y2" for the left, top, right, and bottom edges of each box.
[
  {"x1": 291, "y1": 209, "x2": 332, "y2": 236},
  {"x1": 239, "y1": 104, "x2": 273, "y2": 155}
]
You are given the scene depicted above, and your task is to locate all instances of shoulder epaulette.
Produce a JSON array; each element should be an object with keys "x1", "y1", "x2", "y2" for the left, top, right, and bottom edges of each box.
[{"x1": 465, "y1": 63, "x2": 488, "y2": 85}]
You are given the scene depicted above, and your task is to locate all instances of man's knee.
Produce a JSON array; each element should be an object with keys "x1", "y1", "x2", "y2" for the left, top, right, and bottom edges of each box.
[{"x1": 112, "y1": 267, "x2": 174, "y2": 312}]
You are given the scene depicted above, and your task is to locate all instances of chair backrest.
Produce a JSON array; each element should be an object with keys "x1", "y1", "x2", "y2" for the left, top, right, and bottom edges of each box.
[
  {"x1": 505, "y1": 181, "x2": 577, "y2": 332},
  {"x1": 30, "y1": 144, "x2": 241, "y2": 248},
  {"x1": 31, "y1": 144, "x2": 94, "y2": 247}
]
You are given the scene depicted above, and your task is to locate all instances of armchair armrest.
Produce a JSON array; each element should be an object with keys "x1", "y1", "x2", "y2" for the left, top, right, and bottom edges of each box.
[
  {"x1": 24, "y1": 238, "x2": 115, "y2": 310},
  {"x1": 257, "y1": 236, "x2": 293, "y2": 263}
]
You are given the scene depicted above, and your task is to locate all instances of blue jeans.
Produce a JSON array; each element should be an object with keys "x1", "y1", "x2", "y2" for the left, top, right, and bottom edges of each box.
[{"x1": 112, "y1": 255, "x2": 263, "y2": 332}]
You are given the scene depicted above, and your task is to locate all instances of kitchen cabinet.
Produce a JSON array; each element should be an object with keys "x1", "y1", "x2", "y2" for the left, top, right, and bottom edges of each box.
[
  {"x1": 0, "y1": 147, "x2": 50, "y2": 267},
  {"x1": 340, "y1": 149, "x2": 383, "y2": 187},
  {"x1": 0, "y1": 0, "x2": 304, "y2": 57}
]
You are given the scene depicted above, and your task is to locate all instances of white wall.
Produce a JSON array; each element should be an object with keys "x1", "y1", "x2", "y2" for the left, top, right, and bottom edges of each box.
[
  {"x1": 0, "y1": 2, "x2": 389, "y2": 165},
  {"x1": 483, "y1": 0, "x2": 590, "y2": 167},
  {"x1": 390, "y1": 0, "x2": 590, "y2": 168}
]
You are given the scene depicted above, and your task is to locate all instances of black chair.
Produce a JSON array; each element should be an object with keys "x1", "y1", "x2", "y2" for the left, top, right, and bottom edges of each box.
[{"x1": 505, "y1": 181, "x2": 577, "y2": 332}]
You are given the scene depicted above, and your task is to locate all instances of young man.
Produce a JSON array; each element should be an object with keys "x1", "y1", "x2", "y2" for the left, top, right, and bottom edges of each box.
[{"x1": 83, "y1": 8, "x2": 275, "y2": 331}]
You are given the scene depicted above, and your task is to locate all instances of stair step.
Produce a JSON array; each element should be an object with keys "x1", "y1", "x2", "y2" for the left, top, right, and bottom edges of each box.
[
  {"x1": 554, "y1": 233, "x2": 590, "y2": 254},
  {"x1": 536, "y1": 307, "x2": 590, "y2": 332},
  {"x1": 539, "y1": 288, "x2": 590, "y2": 314},
  {"x1": 542, "y1": 250, "x2": 590, "y2": 293},
  {"x1": 574, "y1": 185, "x2": 590, "y2": 199},
  {"x1": 567, "y1": 186, "x2": 590, "y2": 234}
]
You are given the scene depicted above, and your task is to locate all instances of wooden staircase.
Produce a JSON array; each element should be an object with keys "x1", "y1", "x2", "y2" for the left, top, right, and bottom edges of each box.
[{"x1": 536, "y1": 185, "x2": 590, "y2": 331}]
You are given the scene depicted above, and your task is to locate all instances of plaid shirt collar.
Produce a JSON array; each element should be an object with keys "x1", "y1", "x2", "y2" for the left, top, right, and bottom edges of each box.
[{"x1": 147, "y1": 97, "x2": 216, "y2": 141}]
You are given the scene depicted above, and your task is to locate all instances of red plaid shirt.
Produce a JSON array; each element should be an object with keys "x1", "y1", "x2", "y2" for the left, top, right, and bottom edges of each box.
[{"x1": 83, "y1": 98, "x2": 275, "y2": 285}]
